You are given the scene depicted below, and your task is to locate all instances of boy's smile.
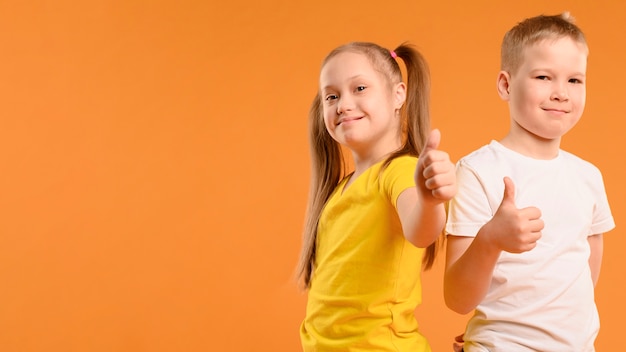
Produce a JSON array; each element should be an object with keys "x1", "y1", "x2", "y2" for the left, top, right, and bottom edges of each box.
[{"x1": 498, "y1": 36, "x2": 588, "y2": 157}]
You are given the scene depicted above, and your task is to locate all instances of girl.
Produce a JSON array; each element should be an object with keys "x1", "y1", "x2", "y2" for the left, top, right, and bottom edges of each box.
[{"x1": 297, "y1": 42, "x2": 456, "y2": 351}]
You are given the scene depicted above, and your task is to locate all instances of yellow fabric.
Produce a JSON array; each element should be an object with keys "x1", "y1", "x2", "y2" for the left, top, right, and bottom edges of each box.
[{"x1": 300, "y1": 156, "x2": 431, "y2": 352}]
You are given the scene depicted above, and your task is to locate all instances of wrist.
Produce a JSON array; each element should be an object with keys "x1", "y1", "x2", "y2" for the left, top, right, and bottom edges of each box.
[{"x1": 474, "y1": 223, "x2": 503, "y2": 257}]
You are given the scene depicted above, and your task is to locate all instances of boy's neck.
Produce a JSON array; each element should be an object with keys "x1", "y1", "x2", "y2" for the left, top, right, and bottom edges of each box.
[{"x1": 499, "y1": 133, "x2": 561, "y2": 160}]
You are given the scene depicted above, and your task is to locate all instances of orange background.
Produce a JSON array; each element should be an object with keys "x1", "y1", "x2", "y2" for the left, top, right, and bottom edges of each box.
[{"x1": 0, "y1": 1, "x2": 623, "y2": 351}]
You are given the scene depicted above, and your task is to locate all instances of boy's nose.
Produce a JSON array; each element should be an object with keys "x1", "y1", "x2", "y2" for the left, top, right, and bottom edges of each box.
[{"x1": 550, "y1": 85, "x2": 569, "y2": 101}]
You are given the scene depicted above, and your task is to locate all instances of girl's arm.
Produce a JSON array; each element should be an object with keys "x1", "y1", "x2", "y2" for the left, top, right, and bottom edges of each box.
[
  {"x1": 397, "y1": 129, "x2": 456, "y2": 247},
  {"x1": 588, "y1": 233, "x2": 603, "y2": 287},
  {"x1": 397, "y1": 188, "x2": 447, "y2": 247}
]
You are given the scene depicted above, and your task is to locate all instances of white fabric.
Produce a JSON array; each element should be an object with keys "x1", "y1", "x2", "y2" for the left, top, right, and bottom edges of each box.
[{"x1": 446, "y1": 141, "x2": 615, "y2": 352}]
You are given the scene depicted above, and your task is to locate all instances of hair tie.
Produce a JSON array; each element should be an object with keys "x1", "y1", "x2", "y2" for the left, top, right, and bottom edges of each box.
[{"x1": 390, "y1": 50, "x2": 397, "y2": 59}]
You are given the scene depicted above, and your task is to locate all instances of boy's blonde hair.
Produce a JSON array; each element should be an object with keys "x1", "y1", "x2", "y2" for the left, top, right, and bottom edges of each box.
[{"x1": 501, "y1": 12, "x2": 588, "y2": 74}]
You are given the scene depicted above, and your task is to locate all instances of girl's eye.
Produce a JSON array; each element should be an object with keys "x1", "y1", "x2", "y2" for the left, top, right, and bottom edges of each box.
[
  {"x1": 536, "y1": 75, "x2": 549, "y2": 80},
  {"x1": 325, "y1": 94, "x2": 338, "y2": 101},
  {"x1": 356, "y1": 86, "x2": 366, "y2": 92}
]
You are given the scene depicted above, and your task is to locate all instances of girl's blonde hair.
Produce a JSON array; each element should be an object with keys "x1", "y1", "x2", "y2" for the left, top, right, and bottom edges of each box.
[
  {"x1": 501, "y1": 12, "x2": 588, "y2": 74},
  {"x1": 297, "y1": 42, "x2": 437, "y2": 288}
]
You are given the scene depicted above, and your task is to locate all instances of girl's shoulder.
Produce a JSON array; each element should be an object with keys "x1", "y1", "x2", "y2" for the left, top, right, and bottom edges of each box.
[
  {"x1": 387, "y1": 154, "x2": 418, "y2": 168},
  {"x1": 379, "y1": 155, "x2": 418, "y2": 178},
  {"x1": 378, "y1": 155, "x2": 418, "y2": 186}
]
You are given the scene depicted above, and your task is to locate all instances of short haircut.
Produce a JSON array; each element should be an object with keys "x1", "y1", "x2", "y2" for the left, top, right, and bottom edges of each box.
[{"x1": 501, "y1": 12, "x2": 588, "y2": 74}]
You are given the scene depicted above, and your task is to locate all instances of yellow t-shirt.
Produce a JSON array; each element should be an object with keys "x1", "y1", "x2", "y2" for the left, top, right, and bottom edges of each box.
[{"x1": 300, "y1": 156, "x2": 430, "y2": 352}]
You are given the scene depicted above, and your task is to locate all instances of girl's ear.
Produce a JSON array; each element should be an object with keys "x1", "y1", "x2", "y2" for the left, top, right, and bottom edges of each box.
[
  {"x1": 497, "y1": 71, "x2": 512, "y2": 101},
  {"x1": 394, "y1": 82, "x2": 407, "y2": 109}
]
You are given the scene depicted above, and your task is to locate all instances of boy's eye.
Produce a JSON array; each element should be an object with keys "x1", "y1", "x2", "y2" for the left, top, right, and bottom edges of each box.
[
  {"x1": 356, "y1": 86, "x2": 366, "y2": 92},
  {"x1": 536, "y1": 75, "x2": 549, "y2": 80},
  {"x1": 569, "y1": 78, "x2": 583, "y2": 84}
]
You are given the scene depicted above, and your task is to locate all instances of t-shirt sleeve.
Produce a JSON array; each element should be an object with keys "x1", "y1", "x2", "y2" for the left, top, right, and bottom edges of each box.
[
  {"x1": 380, "y1": 156, "x2": 418, "y2": 208},
  {"x1": 589, "y1": 168, "x2": 616, "y2": 235},
  {"x1": 445, "y1": 159, "x2": 495, "y2": 237}
]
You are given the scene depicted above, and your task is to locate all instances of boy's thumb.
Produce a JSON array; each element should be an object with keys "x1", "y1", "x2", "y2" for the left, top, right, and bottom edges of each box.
[{"x1": 501, "y1": 176, "x2": 516, "y2": 205}]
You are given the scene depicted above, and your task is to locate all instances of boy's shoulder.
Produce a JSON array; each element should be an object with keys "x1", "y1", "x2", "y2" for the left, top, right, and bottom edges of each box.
[
  {"x1": 457, "y1": 140, "x2": 504, "y2": 165},
  {"x1": 558, "y1": 149, "x2": 603, "y2": 174},
  {"x1": 457, "y1": 142, "x2": 604, "y2": 181}
]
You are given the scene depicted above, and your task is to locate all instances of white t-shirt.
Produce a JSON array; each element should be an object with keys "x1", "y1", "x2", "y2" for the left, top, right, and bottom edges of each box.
[{"x1": 446, "y1": 141, "x2": 615, "y2": 352}]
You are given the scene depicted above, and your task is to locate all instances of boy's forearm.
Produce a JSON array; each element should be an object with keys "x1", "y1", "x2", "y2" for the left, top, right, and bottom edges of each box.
[
  {"x1": 588, "y1": 234, "x2": 603, "y2": 287},
  {"x1": 444, "y1": 232, "x2": 501, "y2": 314}
]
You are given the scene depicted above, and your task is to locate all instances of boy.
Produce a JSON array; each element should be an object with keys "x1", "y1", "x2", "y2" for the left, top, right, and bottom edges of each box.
[{"x1": 444, "y1": 13, "x2": 615, "y2": 351}]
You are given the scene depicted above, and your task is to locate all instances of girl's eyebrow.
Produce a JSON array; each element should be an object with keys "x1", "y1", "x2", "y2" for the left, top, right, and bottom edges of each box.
[{"x1": 322, "y1": 75, "x2": 365, "y2": 91}]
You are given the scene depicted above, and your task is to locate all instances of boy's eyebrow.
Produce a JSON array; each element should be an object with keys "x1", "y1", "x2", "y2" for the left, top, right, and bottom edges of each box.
[{"x1": 529, "y1": 68, "x2": 586, "y2": 76}]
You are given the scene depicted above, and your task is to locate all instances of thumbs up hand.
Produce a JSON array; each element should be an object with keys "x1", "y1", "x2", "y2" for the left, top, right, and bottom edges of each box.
[
  {"x1": 482, "y1": 177, "x2": 544, "y2": 253},
  {"x1": 415, "y1": 129, "x2": 457, "y2": 205}
]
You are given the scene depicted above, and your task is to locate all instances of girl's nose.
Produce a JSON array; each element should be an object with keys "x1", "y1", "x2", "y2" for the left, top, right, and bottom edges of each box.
[{"x1": 336, "y1": 96, "x2": 354, "y2": 115}]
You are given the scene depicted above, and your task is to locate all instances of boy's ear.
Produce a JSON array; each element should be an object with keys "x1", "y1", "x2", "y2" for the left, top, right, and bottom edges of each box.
[
  {"x1": 394, "y1": 82, "x2": 407, "y2": 109},
  {"x1": 497, "y1": 71, "x2": 511, "y2": 101}
]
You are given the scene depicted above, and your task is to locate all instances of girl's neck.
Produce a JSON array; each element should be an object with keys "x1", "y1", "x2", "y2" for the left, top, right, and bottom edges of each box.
[
  {"x1": 350, "y1": 149, "x2": 394, "y2": 179},
  {"x1": 347, "y1": 136, "x2": 402, "y2": 184}
]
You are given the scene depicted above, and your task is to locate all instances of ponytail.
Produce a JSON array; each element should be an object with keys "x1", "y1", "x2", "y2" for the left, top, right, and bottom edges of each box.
[{"x1": 383, "y1": 43, "x2": 440, "y2": 269}]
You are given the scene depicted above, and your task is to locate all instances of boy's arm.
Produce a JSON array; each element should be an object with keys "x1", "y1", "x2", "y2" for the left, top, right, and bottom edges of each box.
[
  {"x1": 444, "y1": 234, "x2": 501, "y2": 314},
  {"x1": 444, "y1": 177, "x2": 544, "y2": 314},
  {"x1": 588, "y1": 234, "x2": 604, "y2": 287},
  {"x1": 398, "y1": 129, "x2": 456, "y2": 247}
]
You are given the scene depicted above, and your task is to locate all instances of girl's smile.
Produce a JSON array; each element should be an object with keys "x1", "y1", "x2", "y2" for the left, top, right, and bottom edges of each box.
[
  {"x1": 319, "y1": 51, "x2": 405, "y2": 164},
  {"x1": 336, "y1": 115, "x2": 363, "y2": 126}
]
